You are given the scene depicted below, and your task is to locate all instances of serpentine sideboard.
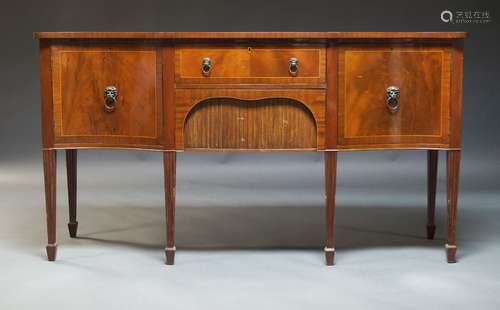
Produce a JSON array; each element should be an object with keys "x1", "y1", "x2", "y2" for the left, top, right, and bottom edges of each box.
[{"x1": 35, "y1": 32, "x2": 466, "y2": 265}]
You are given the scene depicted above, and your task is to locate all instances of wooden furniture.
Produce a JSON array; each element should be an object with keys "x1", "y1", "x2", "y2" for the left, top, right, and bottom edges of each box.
[{"x1": 35, "y1": 32, "x2": 466, "y2": 265}]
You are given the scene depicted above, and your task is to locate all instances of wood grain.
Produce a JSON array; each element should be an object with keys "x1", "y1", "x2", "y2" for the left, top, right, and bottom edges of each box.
[
  {"x1": 338, "y1": 46, "x2": 451, "y2": 148},
  {"x1": 324, "y1": 151, "x2": 337, "y2": 265},
  {"x1": 446, "y1": 150, "x2": 460, "y2": 263},
  {"x1": 39, "y1": 40, "x2": 55, "y2": 148},
  {"x1": 175, "y1": 89, "x2": 326, "y2": 151},
  {"x1": 163, "y1": 46, "x2": 176, "y2": 150},
  {"x1": 34, "y1": 32, "x2": 467, "y2": 40},
  {"x1": 450, "y1": 42, "x2": 464, "y2": 148},
  {"x1": 43, "y1": 150, "x2": 57, "y2": 261},
  {"x1": 176, "y1": 46, "x2": 325, "y2": 85},
  {"x1": 325, "y1": 45, "x2": 338, "y2": 149},
  {"x1": 184, "y1": 98, "x2": 317, "y2": 150},
  {"x1": 164, "y1": 151, "x2": 176, "y2": 265},
  {"x1": 51, "y1": 45, "x2": 163, "y2": 147}
]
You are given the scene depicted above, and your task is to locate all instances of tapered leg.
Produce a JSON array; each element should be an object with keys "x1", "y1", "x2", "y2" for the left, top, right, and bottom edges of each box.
[
  {"x1": 43, "y1": 150, "x2": 57, "y2": 261},
  {"x1": 324, "y1": 151, "x2": 337, "y2": 266},
  {"x1": 427, "y1": 150, "x2": 438, "y2": 240},
  {"x1": 164, "y1": 151, "x2": 176, "y2": 265},
  {"x1": 446, "y1": 150, "x2": 460, "y2": 263},
  {"x1": 66, "y1": 149, "x2": 78, "y2": 238}
]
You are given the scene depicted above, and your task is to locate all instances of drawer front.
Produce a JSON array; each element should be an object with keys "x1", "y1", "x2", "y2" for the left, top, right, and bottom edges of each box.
[
  {"x1": 338, "y1": 46, "x2": 451, "y2": 148},
  {"x1": 51, "y1": 46, "x2": 163, "y2": 147},
  {"x1": 175, "y1": 46, "x2": 325, "y2": 85}
]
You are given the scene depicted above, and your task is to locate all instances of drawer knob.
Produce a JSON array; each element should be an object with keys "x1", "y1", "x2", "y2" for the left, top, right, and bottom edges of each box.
[
  {"x1": 289, "y1": 57, "x2": 299, "y2": 76},
  {"x1": 104, "y1": 86, "x2": 118, "y2": 113},
  {"x1": 201, "y1": 57, "x2": 212, "y2": 76},
  {"x1": 386, "y1": 86, "x2": 400, "y2": 113}
]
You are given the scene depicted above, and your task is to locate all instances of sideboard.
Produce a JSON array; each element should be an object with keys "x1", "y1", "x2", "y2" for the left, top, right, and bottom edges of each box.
[{"x1": 35, "y1": 32, "x2": 466, "y2": 265}]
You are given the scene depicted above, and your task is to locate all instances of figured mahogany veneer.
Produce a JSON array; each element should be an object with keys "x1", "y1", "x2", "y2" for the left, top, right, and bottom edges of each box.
[
  {"x1": 51, "y1": 45, "x2": 164, "y2": 148},
  {"x1": 338, "y1": 46, "x2": 451, "y2": 148},
  {"x1": 35, "y1": 32, "x2": 466, "y2": 266},
  {"x1": 176, "y1": 46, "x2": 325, "y2": 85}
]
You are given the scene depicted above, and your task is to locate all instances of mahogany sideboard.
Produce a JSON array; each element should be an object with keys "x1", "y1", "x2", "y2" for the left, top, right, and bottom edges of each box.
[{"x1": 35, "y1": 32, "x2": 466, "y2": 265}]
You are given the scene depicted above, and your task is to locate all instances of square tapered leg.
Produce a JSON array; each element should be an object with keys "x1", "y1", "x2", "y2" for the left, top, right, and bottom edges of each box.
[
  {"x1": 324, "y1": 151, "x2": 337, "y2": 266},
  {"x1": 446, "y1": 150, "x2": 460, "y2": 263},
  {"x1": 427, "y1": 150, "x2": 438, "y2": 240},
  {"x1": 43, "y1": 149, "x2": 57, "y2": 261},
  {"x1": 66, "y1": 149, "x2": 78, "y2": 238},
  {"x1": 164, "y1": 151, "x2": 176, "y2": 265}
]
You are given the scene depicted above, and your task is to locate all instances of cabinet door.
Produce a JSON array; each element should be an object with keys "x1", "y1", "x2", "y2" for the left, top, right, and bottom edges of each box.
[
  {"x1": 51, "y1": 46, "x2": 163, "y2": 148},
  {"x1": 338, "y1": 46, "x2": 451, "y2": 149}
]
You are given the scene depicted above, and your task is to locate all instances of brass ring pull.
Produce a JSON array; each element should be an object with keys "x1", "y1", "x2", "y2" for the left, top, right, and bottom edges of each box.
[
  {"x1": 288, "y1": 57, "x2": 299, "y2": 76},
  {"x1": 104, "y1": 86, "x2": 118, "y2": 113},
  {"x1": 386, "y1": 86, "x2": 400, "y2": 113},
  {"x1": 201, "y1": 57, "x2": 212, "y2": 76}
]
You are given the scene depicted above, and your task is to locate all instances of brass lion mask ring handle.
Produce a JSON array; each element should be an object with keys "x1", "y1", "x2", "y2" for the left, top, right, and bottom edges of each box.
[
  {"x1": 386, "y1": 86, "x2": 400, "y2": 113},
  {"x1": 104, "y1": 86, "x2": 118, "y2": 113}
]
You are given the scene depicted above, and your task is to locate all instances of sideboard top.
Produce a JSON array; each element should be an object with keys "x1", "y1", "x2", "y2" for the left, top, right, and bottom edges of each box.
[{"x1": 34, "y1": 32, "x2": 467, "y2": 40}]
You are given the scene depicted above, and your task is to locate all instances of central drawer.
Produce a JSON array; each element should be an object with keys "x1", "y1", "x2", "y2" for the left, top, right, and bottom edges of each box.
[{"x1": 175, "y1": 46, "x2": 325, "y2": 85}]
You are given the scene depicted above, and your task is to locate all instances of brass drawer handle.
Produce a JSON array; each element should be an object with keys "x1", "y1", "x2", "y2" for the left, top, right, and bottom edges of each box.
[
  {"x1": 289, "y1": 57, "x2": 299, "y2": 76},
  {"x1": 104, "y1": 86, "x2": 118, "y2": 113},
  {"x1": 201, "y1": 57, "x2": 212, "y2": 76},
  {"x1": 386, "y1": 86, "x2": 400, "y2": 113}
]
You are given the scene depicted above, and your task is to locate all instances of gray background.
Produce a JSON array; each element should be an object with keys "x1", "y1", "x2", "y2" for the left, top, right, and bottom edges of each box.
[{"x1": 0, "y1": 0, "x2": 499, "y2": 309}]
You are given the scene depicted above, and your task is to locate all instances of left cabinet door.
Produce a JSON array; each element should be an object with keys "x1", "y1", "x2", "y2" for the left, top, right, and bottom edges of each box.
[{"x1": 51, "y1": 45, "x2": 163, "y2": 149}]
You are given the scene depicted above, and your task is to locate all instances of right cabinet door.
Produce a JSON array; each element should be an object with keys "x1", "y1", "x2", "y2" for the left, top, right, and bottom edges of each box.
[{"x1": 338, "y1": 45, "x2": 452, "y2": 149}]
